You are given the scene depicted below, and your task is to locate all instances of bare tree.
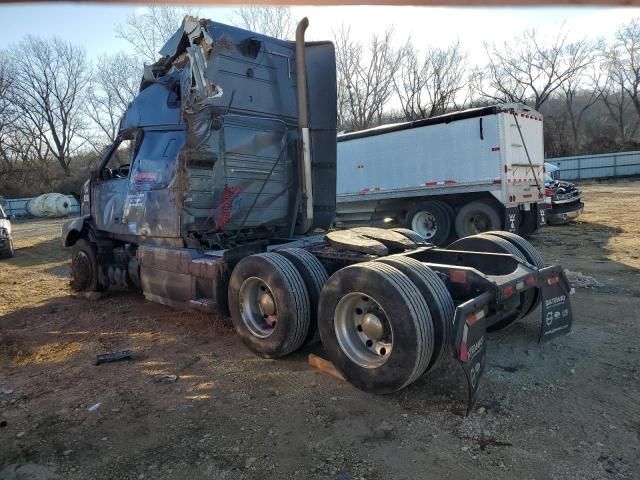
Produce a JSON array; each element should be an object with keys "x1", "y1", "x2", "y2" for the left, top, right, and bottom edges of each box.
[
  {"x1": 115, "y1": 6, "x2": 198, "y2": 63},
  {"x1": 85, "y1": 52, "x2": 142, "y2": 149},
  {"x1": 235, "y1": 7, "x2": 295, "y2": 40},
  {"x1": 474, "y1": 29, "x2": 597, "y2": 110},
  {"x1": 335, "y1": 25, "x2": 406, "y2": 130},
  {"x1": 395, "y1": 40, "x2": 466, "y2": 120},
  {"x1": 8, "y1": 36, "x2": 89, "y2": 177}
]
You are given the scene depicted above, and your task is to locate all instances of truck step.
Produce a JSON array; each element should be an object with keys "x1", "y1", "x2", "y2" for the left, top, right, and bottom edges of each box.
[{"x1": 189, "y1": 298, "x2": 217, "y2": 313}]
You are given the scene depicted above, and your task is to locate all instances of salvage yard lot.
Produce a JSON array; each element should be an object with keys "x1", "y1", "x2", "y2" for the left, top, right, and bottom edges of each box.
[{"x1": 1, "y1": 181, "x2": 639, "y2": 480}]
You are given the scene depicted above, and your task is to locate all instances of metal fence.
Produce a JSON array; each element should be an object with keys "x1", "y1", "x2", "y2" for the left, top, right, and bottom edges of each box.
[{"x1": 548, "y1": 151, "x2": 640, "y2": 180}]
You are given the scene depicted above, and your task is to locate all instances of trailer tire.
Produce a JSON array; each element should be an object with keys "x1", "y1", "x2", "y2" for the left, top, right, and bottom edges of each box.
[
  {"x1": 483, "y1": 231, "x2": 544, "y2": 315},
  {"x1": 375, "y1": 256, "x2": 454, "y2": 373},
  {"x1": 447, "y1": 233, "x2": 534, "y2": 331},
  {"x1": 318, "y1": 262, "x2": 434, "y2": 393},
  {"x1": 70, "y1": 238, "x2": 103, "y2": 292},
  {"x1": 405, "y1": 202, "x2": 451, "y2": 246},
  {"x1": 454, "y1": 201, "x2": 502, "y2": 238},
  {"x1": 275, "y1": 248, "x2": 329, "y2": 345},
  {"x1": 228, "y1": 253, "x2": 310, "y2": 358},
  {"x1": 390, "y1": 228, "x2": 429, "y2": 245}
]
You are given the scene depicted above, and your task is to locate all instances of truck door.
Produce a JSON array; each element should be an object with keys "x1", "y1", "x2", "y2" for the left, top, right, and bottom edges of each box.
[
  {"x1": 92, "y1": 130, "x2": 139, "y2": 235},
  {"x1": 123, "y1": 128, "x2": 186, "y2": 238}
]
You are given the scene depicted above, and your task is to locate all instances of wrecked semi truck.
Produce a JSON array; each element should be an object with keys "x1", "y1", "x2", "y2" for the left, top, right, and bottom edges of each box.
[
  {"x1": 61, "y1": 17, "x2": 573, "y2": 407},
  {"x1": 336, "y1": 104, "x2": 547, "y2": 246}
]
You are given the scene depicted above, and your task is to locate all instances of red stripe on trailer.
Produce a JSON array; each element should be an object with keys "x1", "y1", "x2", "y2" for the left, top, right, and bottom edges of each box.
[
  {"x1": 493, "y1": 179, "x2": 502, "y2": 184},
  {"x1": 444, "y1": 180, "x2": 457, "y2": 185},
  {"x1": 492, "y1": 147, "x2": 500, "y2": 151},
  {"x1": 424, "y1": 181, "x2": 437, "y2": 186}
]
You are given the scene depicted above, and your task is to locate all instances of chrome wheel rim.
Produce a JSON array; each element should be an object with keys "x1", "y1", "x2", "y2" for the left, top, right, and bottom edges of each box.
[
  {"x1": 334, "y1": 292, "x2": 392, "y2": 368},
  {"x1": 239, "y1": 277, "x2": 278, "y2": 338},
  {"x1": 411, "y1": 211, "x2": 437, "y2": 239}
]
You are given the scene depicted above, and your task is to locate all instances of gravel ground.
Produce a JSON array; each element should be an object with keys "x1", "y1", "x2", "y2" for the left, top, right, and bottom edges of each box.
[{"x1": 1, "y1": 182, "x2": 639, "y2": 480}]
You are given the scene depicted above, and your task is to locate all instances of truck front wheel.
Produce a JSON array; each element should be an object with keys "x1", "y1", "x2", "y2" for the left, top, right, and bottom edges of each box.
[
  {"x1": 70, "y1": 238, "x2": 103, "y2": 292},
  {"x1": 405, "y1": 202, "x2": 452, "y2": 246},
  {"x1": 454, "y1": 200, "x2": 502, "y2": 238}
]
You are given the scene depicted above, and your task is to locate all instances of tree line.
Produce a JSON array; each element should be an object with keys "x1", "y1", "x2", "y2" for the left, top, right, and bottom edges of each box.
[{"x1": 2, "y1": 6, "x2": 640, "y2": 197}]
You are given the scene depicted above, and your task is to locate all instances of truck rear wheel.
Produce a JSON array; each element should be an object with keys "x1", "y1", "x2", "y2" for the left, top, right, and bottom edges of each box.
[
  {"x1": 483, "y1": 231, "x2": 544, "y2": 316},
  {"x1": 375, "y1": 256, "x2": 454, "y2": 373},
  {"x1": 405, "y1": 202, "x2": 451, "y2": 246},
  {"x1": 447, "y1": 233, "x2": 534, "y2": 332},
  {"x1": 454, "y1": 200, "x2": 502, "y2": 238},
  {"x1": 228, "y1": 253, "x2": 310, "y2": 358},
  {"x1": 318, "y1": 262, "x2": 434, "y2": 393},
  {"x1": 70, "y1": 238, "x2": 103, "y2": 292},
  {"x1": 275, "y1": 248, "x2": 329, "y2": 345},
  {"x1": 0, "y1": 238, "x2": 14, "y2": 259}
]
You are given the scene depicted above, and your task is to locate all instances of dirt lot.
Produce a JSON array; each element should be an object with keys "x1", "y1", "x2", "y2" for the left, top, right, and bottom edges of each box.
[{"x1": 1, "y1": 181, "x2": 639, "y2": 480}]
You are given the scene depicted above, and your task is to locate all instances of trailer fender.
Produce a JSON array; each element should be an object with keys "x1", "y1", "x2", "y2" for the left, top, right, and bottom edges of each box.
[
  {"x1": 451, "y1": 291, "x2": 492, "y2": 415},
  {"x1": 61, "y1": 215, "x2": 90, "y2": 248}
]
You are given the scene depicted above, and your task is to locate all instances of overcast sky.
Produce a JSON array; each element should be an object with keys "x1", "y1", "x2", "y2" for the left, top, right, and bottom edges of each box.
[{"x1": 1, "y1": 4, "x2": 640, "y2": 64}]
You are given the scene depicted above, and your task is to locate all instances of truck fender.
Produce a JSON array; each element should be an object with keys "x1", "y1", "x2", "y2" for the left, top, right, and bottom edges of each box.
[{"x1": 61, "y1": 215, "x2": 90, "y2": 248}]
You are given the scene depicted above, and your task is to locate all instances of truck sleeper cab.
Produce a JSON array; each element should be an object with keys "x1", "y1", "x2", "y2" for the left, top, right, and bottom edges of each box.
[{"x1": 62, "y1": 17, "x2": 573, "y2": 411}]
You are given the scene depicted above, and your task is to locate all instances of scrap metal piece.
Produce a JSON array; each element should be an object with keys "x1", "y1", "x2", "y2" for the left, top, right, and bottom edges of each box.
[{"x1": 95, "y1": 350, "x2": 133, "y2": 365}]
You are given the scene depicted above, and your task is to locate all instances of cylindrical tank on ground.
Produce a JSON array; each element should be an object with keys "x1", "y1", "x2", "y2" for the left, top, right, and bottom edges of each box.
[{"x1": 26, "y1": 193, "x2": 78, "y2": 218}]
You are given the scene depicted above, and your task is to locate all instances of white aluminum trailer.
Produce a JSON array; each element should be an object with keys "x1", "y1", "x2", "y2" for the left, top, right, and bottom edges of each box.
[{"x1": 336, "y1": 103, "x2": 547, "y2": 245}]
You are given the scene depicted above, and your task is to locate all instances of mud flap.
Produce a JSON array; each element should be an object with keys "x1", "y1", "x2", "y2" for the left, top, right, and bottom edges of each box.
[
  {"x1": 451, "y1": 292, "x2": 492, "y2": 415},
  {"x1": 504, "y1": 207, "x2": 520, "y2": 233},
  {"x1": 538, "y1": 266, "x2": 573, "y2": 343}
]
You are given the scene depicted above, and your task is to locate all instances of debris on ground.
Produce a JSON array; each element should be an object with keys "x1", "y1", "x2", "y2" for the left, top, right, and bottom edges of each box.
[
  {"x1": 564, "y1": 269, "x2": 604, "y2": 288},
  {"x1": 152, "y1": 374, "x2": 178, "y2": 384},
  {"x1": 87, "y1": 402, "x2": 102, "y2": 412},
  {"x1": 0, "y1": 386, "x2": 14, "y2": 395},
  {"x1": 95, "y1": 350, "x2": 133, "y2": 365}
]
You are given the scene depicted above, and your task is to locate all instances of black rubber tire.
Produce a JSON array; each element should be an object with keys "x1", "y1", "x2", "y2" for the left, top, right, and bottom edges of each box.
[
  {"x1": 483, "y1": 230, "x2": 544, "y2": 315},
  {"x1": 228, "y1": 253, "x2": 311, "y2": 358},
  {"x1": 0, "y1": 238, "x2": 14, "y2": 259},
  {"x1": 483, "y1": 231, "x2": 545, "y2": 268},
  {"x1": 390, "y1": 228, "x2": 430, "y2": 245},
  {"x1": 375, "y1": 256, "x2": 454, "y2": 373},
  {"x1": 70, "y1": 238, "x2": 102, "y2": 292},
  {"x1": 275, "y1": 248, "x2": 329, "y2": 346},
  {"x1": 405, "y1": 202, "x2": 452, "y2": 246},
  {"x1": 454, "y1": 200, "x2": 502, "y2": 238},
  {"x1": 447, "y1": 233, "x2": 534, "y2": 332},
  {"x1": 519, "y1": 210, "x2": 539, "y2": 237},
  {"x1": 318, "y1": 261, "x2": 434, "y2": 393}
]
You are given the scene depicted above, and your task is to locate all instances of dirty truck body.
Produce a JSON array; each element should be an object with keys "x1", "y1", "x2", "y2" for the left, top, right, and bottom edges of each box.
[
  {"x1": 62, "y1": 17, "x2": 573, "y2": 408},
  {"x1": 336, "y1": 104, "x2": 547, "y2": 245}
]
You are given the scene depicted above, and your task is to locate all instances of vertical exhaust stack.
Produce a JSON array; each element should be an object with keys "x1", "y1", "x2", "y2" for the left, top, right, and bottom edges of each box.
[{"x1": 295, "y1": 17, "x2": 314, "y2": 234}]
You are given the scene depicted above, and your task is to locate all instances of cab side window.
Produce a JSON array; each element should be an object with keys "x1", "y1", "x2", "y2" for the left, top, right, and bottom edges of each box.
[{"x1": 101, "y1": 136, "x2": 135, "y2": 180}]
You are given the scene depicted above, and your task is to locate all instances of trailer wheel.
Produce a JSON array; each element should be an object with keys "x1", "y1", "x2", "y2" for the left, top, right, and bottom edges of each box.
[
  {"x1": 318, "y1": 262, "x2": 434, "y2": 393},
  {"x1": 447, "y1": 233, "x2": 534, "y2": 331},
  {"x1": 405, "y1": 202, "x2": 451, "y2": 246},
  {"x1": 275, "y1": 248, "x2": 329, "y2": 345},
  {"x1": 390, "y1": 228, "x2": 429, "y2": 245},
  {"x1": 375, "y1": 256, "x2": 454, "y2": 373},
  {"x1": 228, "y1": 253, "x2": 310, "y2": 358},
  {"x1": 483, "y1": 231, "x2": 544, "y2": 315},
  {"x1": 454, "y1": 201, "x2": 502, "y2": 238},
  {"x1": 70, "y1": 238, "x2": 103, "y2": 292}
]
